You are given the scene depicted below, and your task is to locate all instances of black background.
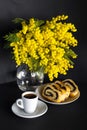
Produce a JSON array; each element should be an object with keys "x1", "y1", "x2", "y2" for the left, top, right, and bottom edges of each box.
[
  {"x1": 0, "y1": 1, "x2": 87, "y2": 130},
  {"x1": 0, "y1": 0, "x2": 87, "y2": 84}
]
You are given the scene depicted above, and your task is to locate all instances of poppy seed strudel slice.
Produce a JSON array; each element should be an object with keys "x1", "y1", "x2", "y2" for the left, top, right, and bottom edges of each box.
[
  {"x1": 62, "y1": 79, "x2": 79, "y2": 97},
  {"x1": 42, "y1": 83, "x2": 69, "y2": 103}
]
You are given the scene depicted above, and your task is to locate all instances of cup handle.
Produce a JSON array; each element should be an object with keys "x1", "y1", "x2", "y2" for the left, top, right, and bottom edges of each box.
[{"x1": 16, "y1": 99, "x2": 24, "y2": 109}]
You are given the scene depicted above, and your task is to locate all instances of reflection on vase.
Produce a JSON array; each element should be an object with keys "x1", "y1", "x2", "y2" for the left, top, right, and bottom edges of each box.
[{"x1": 16, "y1": 64, "x2": 44, "y2": 91}]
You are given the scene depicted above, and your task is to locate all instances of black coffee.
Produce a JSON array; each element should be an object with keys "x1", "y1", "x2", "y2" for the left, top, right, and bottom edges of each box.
[{"x1": 24, "y1": 94, "x2": 37, "y2": 99}]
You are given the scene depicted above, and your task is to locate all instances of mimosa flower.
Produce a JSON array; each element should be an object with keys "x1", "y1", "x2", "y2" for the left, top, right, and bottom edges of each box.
[{"x1": 4, "y1": 15, "x2": 78, "y2": 81}]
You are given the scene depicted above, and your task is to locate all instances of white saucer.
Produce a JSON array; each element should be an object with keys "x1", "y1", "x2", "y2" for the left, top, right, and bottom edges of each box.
[{"x1": 11, "y1": 100, "x2": 48, "y2": 118}]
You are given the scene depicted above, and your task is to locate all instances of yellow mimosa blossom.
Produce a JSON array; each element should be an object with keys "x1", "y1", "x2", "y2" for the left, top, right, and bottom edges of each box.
[{"x1": 5, "y1": 15, "x2": 78, "y2": 81}]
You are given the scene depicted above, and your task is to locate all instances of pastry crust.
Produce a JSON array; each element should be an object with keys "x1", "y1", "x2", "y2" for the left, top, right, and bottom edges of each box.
[
  {"x1": 42, "y1": 83, "x2": 62, "y2": 103},
  {"x1": 41, "y1": 79, "x2": 79, "y2": 103},
  {"x1": 55, "y1": 80, "x2": 70, "y2": 100},
  {"x1": 42, "y1": 82, "x2": 70, "y2": 103},
  {"x1": 62, "y1": 79, "x2": 79, "y2": 97}
]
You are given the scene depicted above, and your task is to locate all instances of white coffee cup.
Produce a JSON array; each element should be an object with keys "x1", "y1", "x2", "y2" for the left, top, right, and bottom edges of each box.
[{"x1": 16, "y1": 91, "x2": 38, "y2": 113}]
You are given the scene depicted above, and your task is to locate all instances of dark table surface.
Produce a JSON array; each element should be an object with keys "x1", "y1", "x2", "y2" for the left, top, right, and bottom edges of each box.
[{"x1": 0, "y1": 81, "x2": 87, "y2": 130}]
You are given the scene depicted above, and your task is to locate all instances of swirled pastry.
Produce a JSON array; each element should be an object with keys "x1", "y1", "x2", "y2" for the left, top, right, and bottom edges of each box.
[
  {"x1": 42, "y1": 82, "x2": 70, "y2": 103},
  {"x1": 42, "y1": 79, "x2": 79, "y2": 103},
  {"x1": 55, "y1": 80, "x2": 71, "y2": 99},
  {"x1": 42, "y1": 83, "x2": 62, "y2": 103},
  {"x1": 62, "y1": 79, "x2": 79, "y2": 97}
]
